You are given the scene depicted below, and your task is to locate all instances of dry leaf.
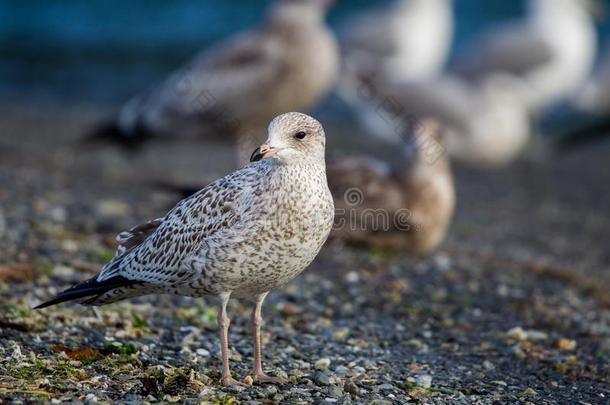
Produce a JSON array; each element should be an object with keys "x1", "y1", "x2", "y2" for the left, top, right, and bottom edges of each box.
[{"x1": 52, "y1": 345, "x2": 102, "y2": 362}]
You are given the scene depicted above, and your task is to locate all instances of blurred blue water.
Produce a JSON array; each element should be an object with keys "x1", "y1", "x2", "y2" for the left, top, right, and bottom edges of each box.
[{"x1": 0, "y1": 0, "x2": 608, "y2": 104}]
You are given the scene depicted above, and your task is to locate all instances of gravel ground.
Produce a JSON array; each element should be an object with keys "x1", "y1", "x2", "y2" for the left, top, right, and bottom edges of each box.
[{"x1": 0, "y1": 105, "x2": 609, "y2": 404}]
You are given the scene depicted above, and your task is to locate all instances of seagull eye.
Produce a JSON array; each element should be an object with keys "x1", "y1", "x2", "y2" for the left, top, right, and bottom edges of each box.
[{"x1": 295, "y1": 131, "x2": 307, "y2": 140}]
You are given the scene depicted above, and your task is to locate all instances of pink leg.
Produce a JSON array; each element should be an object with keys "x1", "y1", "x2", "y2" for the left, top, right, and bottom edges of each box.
[
  {"x1": 217, "y1": 293, "x2": 242, "y2": 386},
  {"x1": 251, "y1": 293, "x2": 288, "y2": 384}
]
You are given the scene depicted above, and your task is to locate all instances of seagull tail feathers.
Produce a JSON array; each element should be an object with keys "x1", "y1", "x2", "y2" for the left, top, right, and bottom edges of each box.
[{"x1": 34, "y1": 275, "x2": 138, "y2": 309}]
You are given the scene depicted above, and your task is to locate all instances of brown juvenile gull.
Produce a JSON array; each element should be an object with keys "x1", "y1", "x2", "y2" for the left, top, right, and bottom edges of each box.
[
  {"x1": 89, "y1": 0, "x2": 338, "y2": 161},
  {"x1": 328, "y1": 120, "x2": 454, "y2": 254},
  {"x1": 37, "y1": 112, "x2": 335, "y2": 386}
]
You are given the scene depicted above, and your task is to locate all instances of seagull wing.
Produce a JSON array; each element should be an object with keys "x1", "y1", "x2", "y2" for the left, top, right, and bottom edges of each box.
[
  {"x1": 115, "y1": 218, "x2": 163, "y2": 256},
  {"x1": 97, "y1": 163, "x2": 268, "y2": 285},
  {"x1": 33, "y1": 163, "x2": 274, "y2": 309}
]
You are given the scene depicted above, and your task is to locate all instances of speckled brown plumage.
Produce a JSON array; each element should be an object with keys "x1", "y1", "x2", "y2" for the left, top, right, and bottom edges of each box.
[
  {"x1": 328, "y1": 120, "x2": 454, "y2": 255},
  {"x1": 38, "y1": 112, "x2": 335, "y2": 386}
]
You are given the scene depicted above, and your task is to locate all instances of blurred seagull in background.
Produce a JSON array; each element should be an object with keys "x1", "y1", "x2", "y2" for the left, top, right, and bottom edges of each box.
[
  {"x1": 328, "y1": 120, "x2": 454, "y2": 255},
  {"x1": 337, "y1": 0, "x2": 453, "y2": 111},
  {"x1": 454, "y1": 0, "x2": 598, "y2": 114},
  {"x1": 357, "y1": 74, "x2": 531, "y2": 167},
  {"x1": 88, "y1": 0, "x2": 338, "y2": 163},
  {"x1": 339, "y1": 0, "x2": 454, "y2": 84}
]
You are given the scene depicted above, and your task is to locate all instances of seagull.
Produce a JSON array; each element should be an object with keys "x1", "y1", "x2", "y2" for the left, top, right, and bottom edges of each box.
[
  {"x1": 37, "y1": 112, "x2": 335, "y2": 386},
  {"x1": 337, "y1": 0, "x2": 454, "y2": 104},
  {"x1": 328, "y1": 120, "x2": 454, "y2": 254},
  {"x1": 89, "y1": 0, "x2": 338, "y2": 161},
  {"x1": 453, "y1": 0, "x2": 597, "y2": 113},
  {"x1": 355, "y1": 73, "x2": 531, "y2": 167}
]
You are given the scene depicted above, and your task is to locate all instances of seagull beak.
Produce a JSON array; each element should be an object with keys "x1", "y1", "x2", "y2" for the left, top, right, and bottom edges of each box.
[{"x1": 250, "y1": 143, "x2": 277, "y2": 162}]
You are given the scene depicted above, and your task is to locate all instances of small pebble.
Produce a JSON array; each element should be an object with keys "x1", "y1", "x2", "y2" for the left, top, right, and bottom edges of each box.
[
  {"x1": 525, "y1": 330, "x2": 548, "y2": 341},
  {"x1": 226, "y1": 384, "x2": 245, "y2": 393},
  {"x1": 496, "y1": 284, "x2": 509, "y2": 297},
  {"x1": 363, "y1": 360, "x2": 377, "y2": 370},
  {"x1": 279, "y1": 303, "x2": 303, "y2": 316},
  {"x1": 95, "y1": 199, "x2": 130, "y2": 218},
  {"x1": 506, "y1": 327, "x2": 527, "y2": 341},
  {"x1": 415, "y1": 374, "x2": 433, "y2": 388},
  {"x1": 48, "y1": 206, "x2": 67, "y2": 222},
  {"x1": 315, "y1": 371, "x2": 331, "y2": 386},
  {"x1": 345, "y1": 271, "x2": 359, "y2": 283},
  {"x1": 334, "y1": 365, "x2": 350, "y2": 377},
  {"x1": 557, "y1": 338, "x2": 576, "y2": 351},
  {"x1": 196, "y1": 348, "x2": 210, "y2": 356},
  {"x1": 315, "y1": 357, "x2": 331, "y2": 370},
  {"x1": 52, "y1": 265, "x2": 76, "y2": 278},
  {"x1": 327, "y1": 385, "x2": 343, "y2": 398},
  {"x1": 506, "y1": 327, "x2": 547, "y2": 341},
  {"x1": 352, "y1": 366, "x2": 366, "y2": 375},
  {"x1": 345, "y1": 381, "x2": 360, "y2": 395},
  {"x1": 523, "y1": 387, "x2": 538, "y2": 396},
  {"x1": 512, "y1": 344, "x2": 526, "y2": 359},
  {"x1": 433, "y1": 253, "x2": 451, "y2": 270},
  {"x1": 61, "y1": 239, "x2": 79, "y2": 252},
  {"x1": 332, "y1": 327, "x2": 350, "y2": 342},
  {"x1": 85, "y1": 393, "x2": 97, "y2": 402}
]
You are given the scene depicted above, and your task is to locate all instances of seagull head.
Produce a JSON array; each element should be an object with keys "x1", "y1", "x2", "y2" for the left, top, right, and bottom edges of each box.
[{"x1": 250, "y1": 112, "x2": 326, "y2": 165}]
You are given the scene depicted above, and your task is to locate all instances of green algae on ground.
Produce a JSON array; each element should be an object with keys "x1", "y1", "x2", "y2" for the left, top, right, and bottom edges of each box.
[
  {"x1": 397, "y1": 381, "x2": 446, "y2": 398},
  {"x1": 211, "y1": 395, "x2": 239, "y2": 405},
  {"x1": 6, "y1": 353, "x2": 87, "y2": 382},
  {"x1": 1, "y1": 301, "x2": 45, "y2": 332},
  {"x1": 94, "y1": 247, "x2": 116, "y2": 263},
  {"x1": 102, "y1": 341, "x2": 139, "y2": 356},
  {"x1": 130, "y1": 311, "x2": 147, "y2": 329},
  {"x1": 176, "y1": 306, "x2": 217, "y2": 327},
  {"x1": 3, "y1": 303, "x2": 35, "y2": 320}
]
